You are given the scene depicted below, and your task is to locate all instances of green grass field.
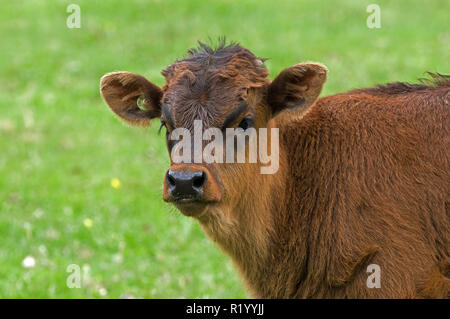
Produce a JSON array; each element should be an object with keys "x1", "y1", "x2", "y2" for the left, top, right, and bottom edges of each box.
[{"x1": 0, "y1": 0, "x2": 448, "y2": 298}]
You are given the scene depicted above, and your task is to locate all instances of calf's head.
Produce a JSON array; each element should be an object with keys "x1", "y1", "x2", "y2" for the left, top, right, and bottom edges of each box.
[{"x1": 100, "y1": 42, "x2": 327, "y2": 219}]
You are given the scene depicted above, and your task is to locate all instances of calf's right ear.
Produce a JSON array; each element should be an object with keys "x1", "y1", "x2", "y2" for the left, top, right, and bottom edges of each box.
[
  {"x1": 100, "y1": 72, "x2": 162, "y2": 126},
  {"x1": 267, "y1": 62, "x2": 327, "y2": 116}
]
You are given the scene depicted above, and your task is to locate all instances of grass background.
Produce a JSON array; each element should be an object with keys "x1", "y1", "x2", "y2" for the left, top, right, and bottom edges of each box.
[{"x1": 0, "y1": 0, "x2": 448, "y2": 298}]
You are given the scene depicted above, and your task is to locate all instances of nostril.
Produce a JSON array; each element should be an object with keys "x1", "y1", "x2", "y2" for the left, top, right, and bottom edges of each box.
[
  {"x1": 192, "y1": 171, "x2": 206, "y2": 189},
  {"x1": 166, "y1": 171, "x2": 176, "y2": 188}
]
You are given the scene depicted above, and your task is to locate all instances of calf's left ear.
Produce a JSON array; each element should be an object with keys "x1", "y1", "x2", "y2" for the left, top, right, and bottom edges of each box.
[
  {"x1": 100, "y1": 72, "x2": 162, "y2": 126},
  {"x1": 267, "y1": 62, "x2": 327, "y2": 116}
]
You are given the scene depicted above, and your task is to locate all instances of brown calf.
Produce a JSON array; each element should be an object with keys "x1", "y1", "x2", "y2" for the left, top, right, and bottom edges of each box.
[{"x1": 100, "y1": 42, "x2": 449, "y2": 298}]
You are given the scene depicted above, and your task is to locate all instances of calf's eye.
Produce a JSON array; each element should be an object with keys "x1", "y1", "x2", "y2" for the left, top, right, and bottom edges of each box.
[{"x1": 238, "y1": 118, "x2": 254, "y2": 130}]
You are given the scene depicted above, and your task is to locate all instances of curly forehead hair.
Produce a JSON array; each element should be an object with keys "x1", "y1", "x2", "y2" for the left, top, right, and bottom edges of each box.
[{"x1": 161, "y1": 39, "x2": 269, "y2": 87}]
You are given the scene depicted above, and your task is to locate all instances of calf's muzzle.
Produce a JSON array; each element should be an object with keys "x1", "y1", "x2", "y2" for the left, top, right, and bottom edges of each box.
[{"x1": 163, "y1": 164, "x2": 223, "y2": 217}]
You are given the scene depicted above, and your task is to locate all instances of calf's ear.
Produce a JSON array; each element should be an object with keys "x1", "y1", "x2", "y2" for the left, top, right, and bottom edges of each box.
[
  {"x1": 100, "y1": 72, "x2": 162, "y2": 126},
  {"x1": 267, "y1": 63, "x2": 327, "y2": 116}
]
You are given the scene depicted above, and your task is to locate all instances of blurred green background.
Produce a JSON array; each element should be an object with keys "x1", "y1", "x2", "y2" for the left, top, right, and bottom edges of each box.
[{"x1": 0, "y1": 0, "x2": 448, "y2": 298}]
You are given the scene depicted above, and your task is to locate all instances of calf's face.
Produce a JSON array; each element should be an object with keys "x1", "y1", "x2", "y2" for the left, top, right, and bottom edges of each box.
[{"x1": 100, "y1": 44, "x2": 327, "y2": 219}]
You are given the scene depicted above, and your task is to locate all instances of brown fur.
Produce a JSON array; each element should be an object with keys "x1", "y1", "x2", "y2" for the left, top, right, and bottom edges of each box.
[
  {"x1": 100, "y1": 41, "x2": 450, "y2": 298},
  {"x1": 261, "y1": 83, "x2": 450, "y2": 298}
]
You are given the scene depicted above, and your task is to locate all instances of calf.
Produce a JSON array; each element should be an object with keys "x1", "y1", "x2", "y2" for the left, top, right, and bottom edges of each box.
[{"x1": 100, "y1": 42, "x2": 449, "y2": 298}]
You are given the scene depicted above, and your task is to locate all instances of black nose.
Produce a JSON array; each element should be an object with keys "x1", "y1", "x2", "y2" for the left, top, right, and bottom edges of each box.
[{"x1": 166, "y1": 170, "x2": 206, "y2": 199}]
